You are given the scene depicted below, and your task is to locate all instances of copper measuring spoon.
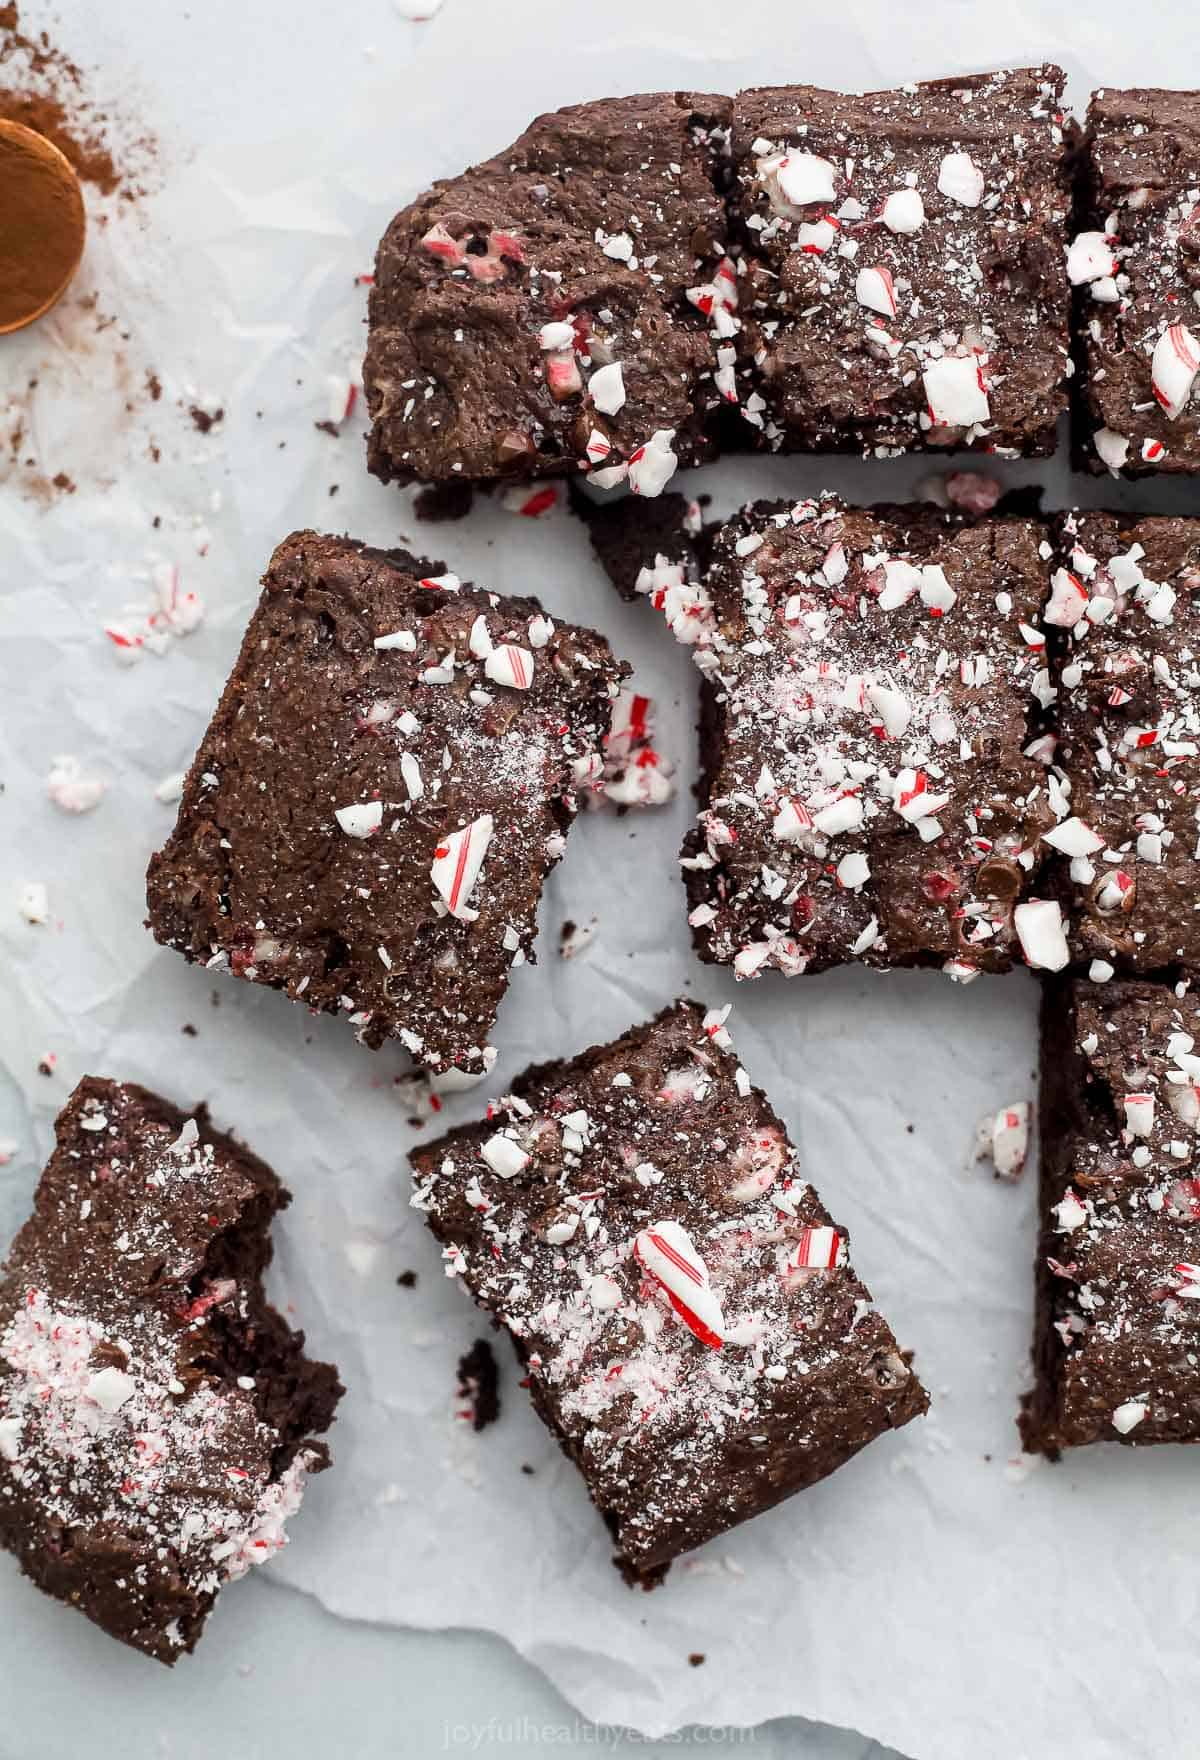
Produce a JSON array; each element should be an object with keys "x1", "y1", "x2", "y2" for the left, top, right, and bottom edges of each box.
[{"x1": 0, "y1": 117, "x2": 86, "y2": 334}]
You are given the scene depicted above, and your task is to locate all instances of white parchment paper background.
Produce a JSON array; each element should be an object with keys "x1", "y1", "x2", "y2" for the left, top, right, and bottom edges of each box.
[{"x1": 2, "y1": 4, "x2": 1200, "y2": 1757}]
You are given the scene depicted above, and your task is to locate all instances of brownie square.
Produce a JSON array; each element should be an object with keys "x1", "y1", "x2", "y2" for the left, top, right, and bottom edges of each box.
[
  {"x1": 680, "y1": 495, "x2": 1061, "y2": 981},
  {"x1": 1024, "y1": 978, "x2": 1200, "y2": 1452},
  {"x1": 730, "y1": 67, "x2": 1072, "y2": 458},
  {"x1": 410, "y1": 1001, "x2": 927, "y2": 1582},
  {"x1": 0, "y1": 1078, "x2": 342, "y2": 1661},
  {"x1": 1072, "y1": 89, "x2": 1200, "y2": 476},
  {"x1": 146, "y1": 532, "x2": 626, "y2": 1080},
  {"x1": 1047, "y1": 512, "x2": 1200, "y2": 974},
  {"x1": 365, "y1": 93, "x2": 732, "y2": 492}
]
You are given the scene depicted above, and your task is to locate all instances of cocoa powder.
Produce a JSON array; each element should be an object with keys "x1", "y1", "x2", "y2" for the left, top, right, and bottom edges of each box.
[{"x1": 0, "y1": 3, "x2": 148, "y2": 198}]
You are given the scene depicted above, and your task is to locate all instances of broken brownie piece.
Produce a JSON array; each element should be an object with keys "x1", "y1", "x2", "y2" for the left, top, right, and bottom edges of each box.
[
  {"x1": 146, "y1": 531, "x2": 627, "y2": 1079},
  {"x1": 365, "y1": 93, "x2": 733, "y2": 494},
  {"x1": 0, "y1": 1078, "x2": 341, "y2": 1662},
  {"x1": 728, "y1": 67, "x2": 1072, "y2": 458},
  {"x1": 1045, "y1": 512, "x2": 1200, "y2": 974},
  {"x1": 1024, "y1": 978, "x2": 1200, "y2": 1453},
  {"x1": 679, "y1": 494, "x2": 1061, "y2": 981},
  {"x1": 1070, "y1": 89, "x2": 1200, "y2": 476},
  {"x1": 411, "y1": 1001, "x2": 927, "y2": 1582}
]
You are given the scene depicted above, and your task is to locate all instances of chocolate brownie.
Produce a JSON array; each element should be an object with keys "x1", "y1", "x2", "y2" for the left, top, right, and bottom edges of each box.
[
  {"x1": 1023, "y1": 978, "x2": 1200, "y2": 1453},
  {"x1": 678, "y1": 494, "x2": 1063, "y2": 982},
  {"x1": 1045, "y1": 513, "x2": 1200, "y2": 974},
  {"x1": 0, "y1": 1078, "x2": 342, "y2": 1661},
  {"x1": 729, "y1": 68, "x2": 1072, "y2": 459},
  {"x1": 365, "y1": 93, "x2": 733, "y2": 494},
  {"x1": 410, "y1": 1001, "x2": 927, "y2": 1582},
  {"x1": 146, "y1": 531, "x2": 627, "y2": 1080},
  {"x1": 366, "y1": 73, "x2": 1073, "y2": 491},
  {"x1": 1071, "y1": 89, "x2": 1200, "y2": 476}
]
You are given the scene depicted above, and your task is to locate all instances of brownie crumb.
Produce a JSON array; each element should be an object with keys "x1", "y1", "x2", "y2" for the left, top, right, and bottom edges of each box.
[
  {"x1": 688, "y1": 1653, "x2": 706, "y2": 1668},
  {"x1": 146, "y1": 372, "x2": 162, "y2": 401},
  {"x1": 414, "y1": 480, "x2": 475, "y2": 523},
  {"x1": 188, "y1": 405, "x2": 224, "y2": 434},
  {"x1": 180, "y1": 1023, "x2": 197, "y2": 1038},
  {"x1": 313, "y1": 419, "x2": 339, "y2": 438},
  {"x1": 396, "y1": 1270, "x2": 418, "y2": 1289},
  {"x1": 456, "y1": 1338, "x2": 500, "y2": 1432},
  {"x1": 520, "y1": 1463, "x2": 536, "y2": 1476}
]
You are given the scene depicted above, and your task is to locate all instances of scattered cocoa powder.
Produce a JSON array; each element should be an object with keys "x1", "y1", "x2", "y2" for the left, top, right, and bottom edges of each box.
[{"x1": 0, "y1": 3, "x2": 153, "y2": 199}]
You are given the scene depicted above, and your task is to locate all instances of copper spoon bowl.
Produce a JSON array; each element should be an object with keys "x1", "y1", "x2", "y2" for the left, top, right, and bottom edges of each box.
[{"x1": 0, "y1": 117, "x2": 87, "y2": 335}]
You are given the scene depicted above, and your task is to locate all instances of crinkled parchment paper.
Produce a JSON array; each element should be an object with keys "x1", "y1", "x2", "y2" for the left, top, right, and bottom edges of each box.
[{"x1": 3, "y1": 4, "x2": 1200, "y2": 1757}]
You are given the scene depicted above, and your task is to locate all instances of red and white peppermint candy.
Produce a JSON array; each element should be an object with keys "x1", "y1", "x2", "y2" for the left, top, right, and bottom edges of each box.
[
  {"x1": 537, "y1": 320, "x2": 575, "y2": 352},
  {"x1": 627, "y1": 429, "x2": 678, "y2": 497},
  {"x1": 634, "y1": 1220, "x2": 724, "y2": 1348},
  {"x1": 502, "y1": 484, "x2": 558, "y2": 517},
  {"x1": 420, "y1": 222, "x2": 465, "y2": 265},
  {"x1": 334, "y1": 800, "x2": 383, "y2": 839},
  {"x1": 484, "y1": 644, "x2": 534, "y2": 690},
  {"x1": 797, "y1": 217, "x2": 838, "y2": 254},
  {"x1": 431, "y1": 814, "x2": 494, "y2": 921},
  {"x1": 784, "y1": 1226, "x2": 844, "y2": 1274},
  {"x1": 923, "y1": 354, "x2": 989, "y2": 427},
  {"x1": 1172, "y1": 1263, "x2": 1200, "y2": 1299},
  {"x1": 480, "y1": 1133, "x2": 530, "y2": 1179},
  {"x1": 1123, "y1": 1093, "x2": 1155, "y2": 1138},
  {"x1": 989, "y1": 1104, "x2": 1030, "y2": 1180},
  {"x1": 1094, "y1": 428, "x2": 1130, "y2": 473},
  {"x1": 773, "y1": 151, "x2": 837, "y2": 208},
  {"x1": 1094, "y1": 870, "x2": 1134, "y2": 913},
  {"x1": 1042, "y1": 817, "x2": 1104, "y2": 858},
  {"x1": 1151, "y1": 323, "x2": 1200, "y2": 419},
  {"x1": 855, "y1": 265, "x2": 897, "y2": 318},
  {"x1": 584, "y1": 428, "x2": 611, "y2": 464},
  {"x1": 545, "y1": 350, "x2": 583, "y2": 400},
  {"x1": 937, "y1": 151, "x2": 984, "y2": 208},
  {"x1": 1013, "y1": 899, "x2": 1070, "y2": 972},
  {"x1": 893, "y1": 768, "x2": 950, "y2": 822},
  {"x1": 881, "y1": 188, "x2": 925, "y2": 234},
  {"x1": 772, "y1": 796, "x2": 814, "y2": 842},
  {"x1": 418, "y1": 572, "x2": 461, "y2": 593},
  {"x1": 1045, "y1": 568, "x2": 1088, "y2": 627},
  {"x1": 1066, "y1": 231, "x2": 1118, "y2": 285},
  {"x1": 588, "y1": 361, "x2": 626, "y2": 415}
]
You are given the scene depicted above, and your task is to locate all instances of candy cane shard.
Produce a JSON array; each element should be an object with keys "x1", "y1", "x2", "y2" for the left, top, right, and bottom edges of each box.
[
  {"x1": 786, "y1": 1225, "x2": 844, "y2": 1273},
  {"x1": 484, "y1": 644, "x2": 535, "y2": 690},
  {"x1": 881, "y1": 188, "x2": 925, "y2": 234},
  {"x1": 633, "y1": 1220, "x2": 724, "y2": 1348},
  {"x1": 431, "y1": 814, "x2": 494, "y2": 921},
  {"x1": 923, "y1": 354, "x2": 990, "y2": 427},
  {"x1": 1151, "y1": 324, "x2": 1200, "y2": 420}
]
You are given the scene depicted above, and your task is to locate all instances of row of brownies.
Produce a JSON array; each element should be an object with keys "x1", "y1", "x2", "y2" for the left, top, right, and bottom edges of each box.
[
  {"x1": 364, "y1": 69, "x2": 1200, "y2": 490},
  {"x1": 4, "y1": 494, "x2": 1199, "y2": 1657}
]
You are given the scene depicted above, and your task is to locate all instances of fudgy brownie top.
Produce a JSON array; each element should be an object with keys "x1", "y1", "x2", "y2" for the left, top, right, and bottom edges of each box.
[
  {"x1": 681, "y1": 495, "x2": 1060, "y2": 980},
  {"x1": 1031, "y1": 980, "x2": 1200, "y2": 1449},
  {"x1": 1072, "y1": 89, "x2": 1200, "y2": 476},
  {"x1": 729, "y1": 67, "x2": 1072, "y2": 457},
  {"x1": 0, "y1": 1078, "x2": 340, "y2": 1662},
  {"x1": 411, "y1": 1001, "x2": 926, "y2": 1578},
  {"x1": 1047, "y1": 513, "x2": 1200, "y2": 974},
  {"x1": 365, "y1": 92, "x2": 732, "y2": 490},
  {"x1": 146, "y1": 532, "x2": 626, "y2": 1078}
]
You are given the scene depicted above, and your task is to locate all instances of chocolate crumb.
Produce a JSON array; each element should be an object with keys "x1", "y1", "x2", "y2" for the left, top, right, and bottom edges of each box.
[
  {"x1": 414, "y1": 480, "x2": 474, "y2": 524},
  {"x1": 188, "y1": 405, "x2": 224, "y2": 434},
  {"x1": 688, "y1": 1653, "x2": 706, "y2": 1668},
  {"x1": 396, "y1": 1270, "x2": 418, "y2": 1289},
  {"x1": 180, "y1": 1023, "x2": 197, "y2": 1037},
  {"x1": 456, "y1": 1338, "x2": 500, "y2": 1432}
]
